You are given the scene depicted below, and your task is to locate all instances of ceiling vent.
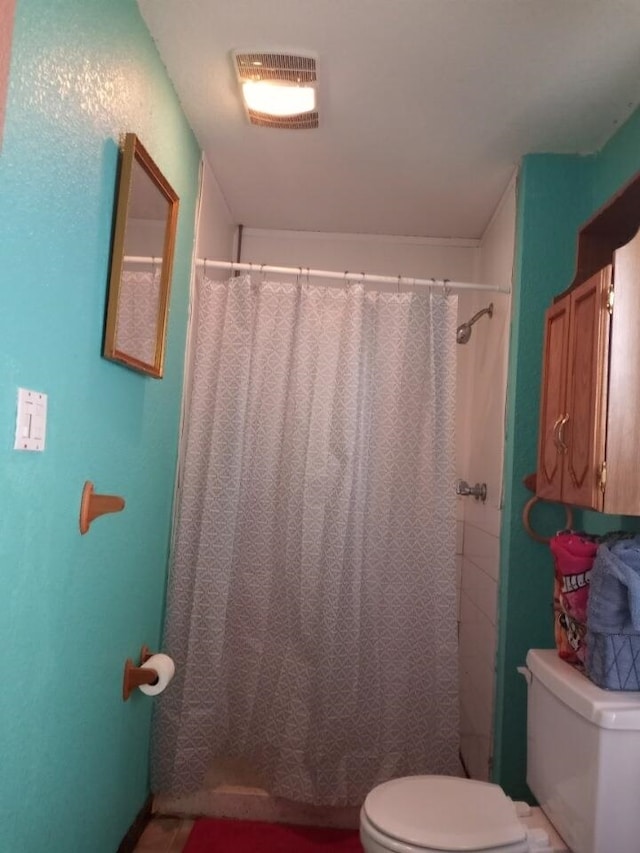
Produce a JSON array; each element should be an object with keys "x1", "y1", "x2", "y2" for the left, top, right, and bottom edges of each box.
[{"x1": 233, "y1": 51, "x2": 319, "y2": 129}]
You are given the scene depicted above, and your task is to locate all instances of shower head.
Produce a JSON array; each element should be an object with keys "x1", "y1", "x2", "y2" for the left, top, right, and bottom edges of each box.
[
  {"x1": 456, "y1": 303, "x2": 494, "y2": 345},
  {"x1": 456, "y1": 323, "x2": 473, "y2": 345}
]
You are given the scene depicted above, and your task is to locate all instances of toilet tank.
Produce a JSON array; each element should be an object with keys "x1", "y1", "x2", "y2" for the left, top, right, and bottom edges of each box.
[{"x1": 525, "y1": 649, "x2": 640, "y2": 853}]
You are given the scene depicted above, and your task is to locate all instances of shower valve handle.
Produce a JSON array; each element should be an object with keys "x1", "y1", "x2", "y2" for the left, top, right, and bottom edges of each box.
[{"x1": 455, "y1": 479, "x2": 487, "y2": 503}]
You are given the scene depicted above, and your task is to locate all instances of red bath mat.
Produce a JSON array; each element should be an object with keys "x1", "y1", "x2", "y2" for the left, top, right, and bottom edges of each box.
[{"x1": 183, "y1": 817, "x2": 363, "y2": 852}]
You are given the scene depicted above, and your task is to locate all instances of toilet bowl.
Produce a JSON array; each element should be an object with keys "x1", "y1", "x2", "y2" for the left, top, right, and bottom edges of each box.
[
  {"x1": 359, "y1": 776, "x2": 554, "y2": 853},
  {"x1": 360, "y1": 649, "x2": 640, "y2": 853}
]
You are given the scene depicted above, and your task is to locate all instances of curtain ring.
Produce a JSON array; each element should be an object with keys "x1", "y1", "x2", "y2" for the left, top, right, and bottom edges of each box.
[
  {"x1": 306, "y1": 267, "x2": 311, "y2": 287},
  {"x1": 344, "y1": 270, "x2": 350, "y2": 288},
  {"x1": 522, "y1": 495, "x2": 574, "y2": 544},
  {"x1": 260, "y1": 263, "x2": 266, "y2": 283},
  {"x1": 397, "y1": 275, "x2": 401, "y2": 295},
  {"x1": 297, "y1": 266, "x2": 303, "y2": 286},
  {"x1": 443, "y1": 278, "x2": 451, "y2": 298}
]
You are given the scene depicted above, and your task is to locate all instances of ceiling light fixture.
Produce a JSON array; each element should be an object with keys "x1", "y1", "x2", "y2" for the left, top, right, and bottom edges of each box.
[
  {"x1": 233, "y1": 51, "x2": 319, "y2": 129},
  {"x1": 242, "y1": 80, "x2": 316, "y2": 117}
]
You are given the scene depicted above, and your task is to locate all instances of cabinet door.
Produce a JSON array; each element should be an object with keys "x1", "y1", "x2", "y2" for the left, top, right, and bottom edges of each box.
[
  {"x1": 605, "y1": 234, "x2": 640, "y2": 514},
  {"x1": 562, "y1": 268, "x2": 611, "y2": 510},
  {"x1": 537, "y1": 298, "x2": 569, "y2": 501}
]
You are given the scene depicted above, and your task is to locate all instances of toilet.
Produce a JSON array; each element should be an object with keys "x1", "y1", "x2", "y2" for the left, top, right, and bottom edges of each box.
[{"x1": 360, "y1": 649, "x2": 640, "y2": 853}]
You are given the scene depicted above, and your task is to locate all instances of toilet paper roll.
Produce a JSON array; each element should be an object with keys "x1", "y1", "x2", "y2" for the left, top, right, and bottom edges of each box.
[{"x1": 138, "y1": 653, "x2": 175, "y2": 696}]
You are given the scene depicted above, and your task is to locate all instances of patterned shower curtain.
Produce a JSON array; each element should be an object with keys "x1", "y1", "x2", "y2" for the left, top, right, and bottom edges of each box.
[
  {"x1": 153, "y1": 273, "x2": 460, "y2": 805},
  {"x1": 116, "y1": 267, "x2": 161, "y2": 364}
]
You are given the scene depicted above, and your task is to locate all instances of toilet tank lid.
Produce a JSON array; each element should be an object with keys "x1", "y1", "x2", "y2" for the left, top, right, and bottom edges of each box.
[
  {"x1": 526, "y1": 649, "x2": 640, "y2": 730},
  {"x1": 363, "y1": 776, "x2": 525, "y2": 850}
]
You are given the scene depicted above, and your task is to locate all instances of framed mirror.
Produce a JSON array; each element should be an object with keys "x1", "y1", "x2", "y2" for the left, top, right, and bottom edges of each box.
[{"x1": 103, "y1": 133, "x2": 179, "y2": 378}]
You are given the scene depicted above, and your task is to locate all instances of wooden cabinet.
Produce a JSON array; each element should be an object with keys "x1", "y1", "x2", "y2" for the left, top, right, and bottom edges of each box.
[
  {"x1": 537, "y1": 268, "x2": 611, "y2": 509},
  {"x1": 537, "y1": 229, "x2": 640, "y2": 514}
]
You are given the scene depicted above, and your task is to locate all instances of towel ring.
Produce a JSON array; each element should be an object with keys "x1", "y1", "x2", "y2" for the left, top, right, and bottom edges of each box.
[{"x1": 522, "y1": 495, "x2": 573, "y2": 544}]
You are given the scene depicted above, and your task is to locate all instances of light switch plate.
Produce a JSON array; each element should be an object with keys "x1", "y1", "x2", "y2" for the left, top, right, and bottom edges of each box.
[{"x1": 14, "y1": 387, "x2": 47, "y2": 451}]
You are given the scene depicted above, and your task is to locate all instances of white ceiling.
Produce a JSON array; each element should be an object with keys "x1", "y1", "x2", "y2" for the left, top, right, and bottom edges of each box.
[{"x1": 138, "y1": 0, "x2": 640, "y2": 240}]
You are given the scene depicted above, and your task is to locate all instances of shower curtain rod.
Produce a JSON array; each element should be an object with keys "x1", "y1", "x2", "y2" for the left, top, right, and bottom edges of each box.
[
  {"x1": 123, "y1": 256, "x2": 510, "y2": 293},
  {"x1": 198, "y1": 259, "x2": 509, "y2": 294}
]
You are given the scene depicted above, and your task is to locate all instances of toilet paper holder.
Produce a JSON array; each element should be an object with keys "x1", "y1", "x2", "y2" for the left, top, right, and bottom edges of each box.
[{"x1": 123, "y1": 645, "x2": 158, "y2": 701}]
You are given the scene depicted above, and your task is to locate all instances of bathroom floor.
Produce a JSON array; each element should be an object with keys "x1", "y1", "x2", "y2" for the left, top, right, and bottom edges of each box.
[{"x1": 134, "y1": 817, "x2": 195, "y2": 853}]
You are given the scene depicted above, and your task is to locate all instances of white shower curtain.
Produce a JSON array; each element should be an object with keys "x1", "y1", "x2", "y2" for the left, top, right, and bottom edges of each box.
[{"x1": 153, "y1": 273, "x2": 460, "y2": 805}]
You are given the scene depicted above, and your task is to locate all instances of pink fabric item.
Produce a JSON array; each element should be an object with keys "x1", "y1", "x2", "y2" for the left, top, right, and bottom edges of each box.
[{"x1": 550, "y1": 532, "x2": 598, "y2": 665}]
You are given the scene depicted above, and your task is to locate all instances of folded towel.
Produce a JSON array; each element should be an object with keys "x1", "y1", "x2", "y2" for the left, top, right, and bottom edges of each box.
[
  {"x1": 586, "y1": 536, "x2": 640, "y2": 690},
  {"x1": 588, "y1": 537, "x2": 640, "y2": 634}
]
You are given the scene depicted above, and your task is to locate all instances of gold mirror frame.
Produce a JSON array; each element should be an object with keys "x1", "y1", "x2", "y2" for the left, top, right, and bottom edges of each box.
[{"x1": 103, "y1": 133, "x2": 179, "y2": 378}]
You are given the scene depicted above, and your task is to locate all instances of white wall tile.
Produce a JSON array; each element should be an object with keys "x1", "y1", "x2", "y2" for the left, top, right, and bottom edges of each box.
[
  {"x1": 459, "y1": 592, "x2": 497, "y2": 675},
  {"x1": 461, "y1": 556, "x2": 498, "y2": 625},
  {"x1": 462, "y1": 523, "x2": 500, "y2": 582},
  {"x1": 464, "y1": 499, "x2": 502, "y2": 538},
  {"x1": 460, "y1": 683, "x2": 493, "y2": 781},
  {"x1": 460, "y1": 733, "x2": 492, "y2": 782},
  {"x1": 456, "y1": 519, "x2": 464, "y2": 554}
]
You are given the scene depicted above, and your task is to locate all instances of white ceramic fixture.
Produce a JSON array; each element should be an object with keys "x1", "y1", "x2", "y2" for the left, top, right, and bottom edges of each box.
[{"x1": 360, "y1": 649, "x2": 640, "y2": 853}]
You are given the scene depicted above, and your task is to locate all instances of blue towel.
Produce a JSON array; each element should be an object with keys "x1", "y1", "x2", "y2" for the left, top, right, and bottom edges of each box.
[
  {"x1": 588, "y1": 538, "x2": 640, "y2": 633},
  {"x1": 586, "y1": 536, "x2": 640, "y2": 690}
]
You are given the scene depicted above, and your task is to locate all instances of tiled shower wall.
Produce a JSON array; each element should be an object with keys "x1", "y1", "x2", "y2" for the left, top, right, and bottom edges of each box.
[{"x1": 456, "y1": 176, "x2": 515, "y2": 780}]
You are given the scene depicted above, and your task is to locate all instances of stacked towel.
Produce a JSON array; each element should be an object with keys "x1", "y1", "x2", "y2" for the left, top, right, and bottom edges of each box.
[{"x1": 586, "y1": 536, "x2": 640, "y2": 690}]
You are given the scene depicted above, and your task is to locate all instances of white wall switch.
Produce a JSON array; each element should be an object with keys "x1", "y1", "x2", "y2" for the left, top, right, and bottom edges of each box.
[{"x1": 14, "y1": 388, "x2": 48, "y2": 451}]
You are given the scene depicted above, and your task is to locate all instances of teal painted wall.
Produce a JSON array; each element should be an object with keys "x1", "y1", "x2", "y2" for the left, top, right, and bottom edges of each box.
[
  {"x1": 494, "y1": 110, "x2": 640, "y2": 799},
  {"x1": 0, "y1": 2, "x2": 200, "y2": 851}
]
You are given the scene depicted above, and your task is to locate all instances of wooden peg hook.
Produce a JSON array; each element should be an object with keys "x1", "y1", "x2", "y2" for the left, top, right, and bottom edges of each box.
[
  {"x1": 79, "y1": 481, "x2": 125, "y2": 534},
  {"x1": 521, "y1": 472, "x2": 573, "y2": 544},
  {"x1": 122, "y1": 646, "x2": 158, "y2": 701}
]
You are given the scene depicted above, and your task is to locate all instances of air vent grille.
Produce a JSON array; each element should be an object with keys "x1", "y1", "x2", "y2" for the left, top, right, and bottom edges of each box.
[
  {"x1": 234, "y1": 50, "x2": 319, "y2": 129},
  {"x1": 235, "y1": 52, "x2": 317, "y2": 85},
  {"x1": 247, "y1": 109, "x2": 319, "y2": 130}
]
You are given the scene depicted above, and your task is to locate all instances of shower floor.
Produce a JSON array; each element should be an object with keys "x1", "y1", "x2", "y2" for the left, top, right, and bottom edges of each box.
[
  {"x1": 153, "y1": 777, "x2": 360, "y2": 830},
  {"x1": 133, "y1": 816, "x2": 363, "y2": 852}
]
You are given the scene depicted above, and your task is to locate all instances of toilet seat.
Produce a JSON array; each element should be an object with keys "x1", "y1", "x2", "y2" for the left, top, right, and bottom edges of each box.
[{"x1": 361, "y1": 776, "x2": 538, "y2": 852}]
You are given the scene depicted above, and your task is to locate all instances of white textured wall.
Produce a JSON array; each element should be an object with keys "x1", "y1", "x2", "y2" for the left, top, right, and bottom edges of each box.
[
  {"x1": 197, "y1": 157, "x2": 236, "y2": 260},
  {"x1": 457, "y1": 173, "x2": 516, "y2": 781},
  {"x1": 240, "y1": 228, "x2": 479, "y2": 284}
]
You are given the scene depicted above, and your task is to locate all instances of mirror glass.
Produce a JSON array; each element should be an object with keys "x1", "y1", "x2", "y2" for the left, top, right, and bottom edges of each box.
[{"x1": 103, "y1": 134, "x2": 179, "y2": 378}]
